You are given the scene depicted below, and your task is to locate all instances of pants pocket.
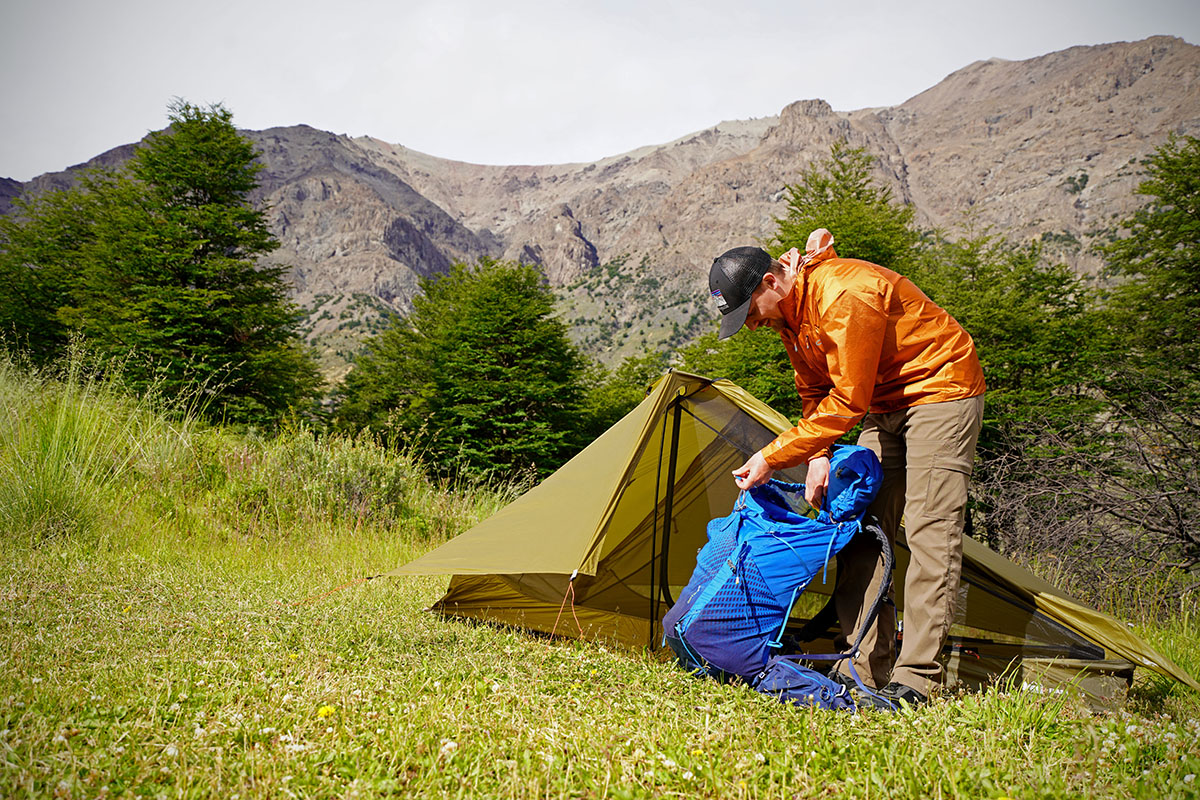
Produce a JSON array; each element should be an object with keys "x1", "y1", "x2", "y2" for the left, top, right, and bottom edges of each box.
[{"x1": 924, "y1": 455, "x2": 973, "y2": 522}]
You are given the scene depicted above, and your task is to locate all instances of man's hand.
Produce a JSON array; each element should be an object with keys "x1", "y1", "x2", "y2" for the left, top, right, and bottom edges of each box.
[
  {"x1": 804, "y1": 456, "x2": 830, "y2": 510},
  {"x1": 733, "y1": 452, "x2": 774, "y2": 491}
]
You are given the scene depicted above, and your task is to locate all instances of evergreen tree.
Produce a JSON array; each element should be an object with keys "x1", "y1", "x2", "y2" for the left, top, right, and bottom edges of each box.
[
  {"x1": 337, "y1": 260, "x2": 586, "y2": 480},
  {"x1": 1101, "y1": 133, "x2": 1200, "y2": 388},
  {"x1": 773, "y1": 140, "x2": 921, "y2": 273},
  {"x1": 0, "y1": 183, "x2": 100, "y2": 362},
  {"x1": 913, "y1": 232, "x2": 1103, "y2": 446},
  {"x1": 0, "y1": 100, "x2": 320, "y2": 424}
]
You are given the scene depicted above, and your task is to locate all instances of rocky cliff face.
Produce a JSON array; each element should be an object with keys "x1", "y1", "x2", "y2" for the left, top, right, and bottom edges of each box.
[
  {"x1": 878, "y1": 37, "x2": 1200, "y2": 256},
  {"x1": 4, "y1": 36, "x2": 1198, "y2": 375}
]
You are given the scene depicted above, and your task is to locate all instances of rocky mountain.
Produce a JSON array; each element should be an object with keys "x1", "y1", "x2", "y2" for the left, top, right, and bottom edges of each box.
[{"x1": 4, "y1": 36, "x2": 1198, "y2": 376}]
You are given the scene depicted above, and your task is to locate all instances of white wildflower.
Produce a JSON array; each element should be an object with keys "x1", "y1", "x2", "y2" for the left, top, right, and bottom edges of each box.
[
  {"x1": 1184, "y1": 774, "x2": 1196, "y2": 784},
  {"x1": 439, "y1": 739, "x2": 458, "y2": 758},
  {"x1": 164, "y1": 744, "x2": 178, "y2": 757}
]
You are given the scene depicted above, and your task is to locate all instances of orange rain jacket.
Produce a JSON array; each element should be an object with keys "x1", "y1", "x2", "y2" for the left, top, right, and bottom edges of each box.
[{"x1": 760, "y1": 244, "x2": 986, "y2": 470}]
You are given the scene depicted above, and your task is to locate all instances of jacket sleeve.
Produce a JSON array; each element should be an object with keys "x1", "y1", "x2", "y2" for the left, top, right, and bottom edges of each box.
[{"x1": 761, "y1": 286, "x2": 888, "y2": 469}]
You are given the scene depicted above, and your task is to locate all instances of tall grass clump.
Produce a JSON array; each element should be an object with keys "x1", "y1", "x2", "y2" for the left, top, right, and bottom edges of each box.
[
  {"x1": 164, "y1": 423, "x2": 518, "y2": 551},
  {"x1": 0, "y1": 347, "x2": 199, "y2": 546},
  {"x1": 0, "y1": 346, "x2": 515, "y2": 556}
]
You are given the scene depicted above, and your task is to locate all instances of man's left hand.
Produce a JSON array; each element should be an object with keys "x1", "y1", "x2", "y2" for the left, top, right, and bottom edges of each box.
[{"x1": 804, "y1": 456, "x2": 830, "y2": 510}]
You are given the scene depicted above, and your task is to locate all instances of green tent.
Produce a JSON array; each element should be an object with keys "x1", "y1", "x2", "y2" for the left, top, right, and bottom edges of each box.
[{"x1": 392, "y1": 371, "x2": 1197, "y2": 704}]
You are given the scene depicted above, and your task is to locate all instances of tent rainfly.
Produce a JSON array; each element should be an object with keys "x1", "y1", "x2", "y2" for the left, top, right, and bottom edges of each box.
[{"x1": 391, "y1": 371, "x2": 1198, "y2": 705}]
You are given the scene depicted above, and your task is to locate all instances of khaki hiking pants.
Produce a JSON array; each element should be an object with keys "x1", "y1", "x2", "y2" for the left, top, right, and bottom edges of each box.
[{"x1": 833, "y1": 394, "x2": 985, "y2": 695}]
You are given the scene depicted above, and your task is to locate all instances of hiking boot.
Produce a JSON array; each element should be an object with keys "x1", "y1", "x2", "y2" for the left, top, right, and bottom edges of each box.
[
  {"x1": 824, "y1": 671, "x2": 897, "y2": 711},
  {"x1": 880, "y1": 681, "x2": 928, "y2": 708},
  {"x1": 826, "y1": 670, "x2": 857, "y2": 693},
  {"x1": 850, "y1": 685, "x2": 899, "y2": 711}
]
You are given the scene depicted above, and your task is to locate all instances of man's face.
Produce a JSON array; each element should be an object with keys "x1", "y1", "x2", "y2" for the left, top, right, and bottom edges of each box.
[{"x1": 743, "y1": 274, "x2": 786, "y2": 333}]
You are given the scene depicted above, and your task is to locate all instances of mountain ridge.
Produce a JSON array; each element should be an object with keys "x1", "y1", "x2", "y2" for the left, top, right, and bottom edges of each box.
[{"x1": 3, "y1": 36, "x2": 1198, "y2": 374}]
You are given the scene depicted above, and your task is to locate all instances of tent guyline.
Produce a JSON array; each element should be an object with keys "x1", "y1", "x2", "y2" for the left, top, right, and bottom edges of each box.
[{"x1": 389, "y1": 370, "x2": 1199, "y2": 706}]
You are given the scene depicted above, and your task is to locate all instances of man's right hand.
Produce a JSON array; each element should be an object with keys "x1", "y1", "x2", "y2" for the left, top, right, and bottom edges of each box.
[
  {"x1": 733, "y1": 452, "x2": 775, "y2": 491},
  {"x1": 804, "y1": 456, "x2": 830, "y2": 510}
]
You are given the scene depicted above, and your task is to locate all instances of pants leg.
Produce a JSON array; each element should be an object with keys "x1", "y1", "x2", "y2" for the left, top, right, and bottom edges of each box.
[
  {"x1": 890, "y1": 395, "x2": 985, "y2": 695},
  {"x1": 832, "y1": 412, "x2": 906, "y2": 688}
]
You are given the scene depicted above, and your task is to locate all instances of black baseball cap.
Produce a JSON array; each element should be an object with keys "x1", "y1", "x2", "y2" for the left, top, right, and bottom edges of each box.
[{"x1": 709, "y1": 246, "x2": 772, "y2": 339}]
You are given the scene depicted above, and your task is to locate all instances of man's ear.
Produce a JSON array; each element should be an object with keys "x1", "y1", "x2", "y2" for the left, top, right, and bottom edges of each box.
[{"x1": 761, "y1": 271, "x2": 779, "y2": 292}]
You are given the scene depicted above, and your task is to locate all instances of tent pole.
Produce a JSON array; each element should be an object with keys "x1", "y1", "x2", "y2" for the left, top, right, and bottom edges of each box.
[{"x1": 659, "y1": 401, "x2": 683, "y2": 608}]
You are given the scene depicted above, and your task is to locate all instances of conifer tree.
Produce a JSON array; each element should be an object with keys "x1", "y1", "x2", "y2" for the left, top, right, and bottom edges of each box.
[
  {"x1": 337, "y1": 260, "x2": 586, "y2": 479},
  {"x1": 773, "y1": 141, "x2": 921, "y2": 273},
  {"x1": 1101, "y1": 133, "x2": 1200, "y2": 388},
  {"x1": 0, "y1": 100, "x2": 320, "y2": 424}
]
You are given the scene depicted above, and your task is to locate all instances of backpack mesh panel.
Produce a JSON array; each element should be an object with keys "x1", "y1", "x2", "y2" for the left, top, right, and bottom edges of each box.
[{"x1": 681, "y1": 550, "x2": 789, "y2": 677}]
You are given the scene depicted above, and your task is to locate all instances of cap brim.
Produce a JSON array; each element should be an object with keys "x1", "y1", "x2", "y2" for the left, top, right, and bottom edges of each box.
[{"x1": 717, "y1": 297, "x2": 752, "y2": 340}]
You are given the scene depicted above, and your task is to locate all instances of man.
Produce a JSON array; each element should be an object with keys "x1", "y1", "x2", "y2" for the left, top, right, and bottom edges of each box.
[{"x1": 708, "y1": 229, "x2": 985, "y2": 708}]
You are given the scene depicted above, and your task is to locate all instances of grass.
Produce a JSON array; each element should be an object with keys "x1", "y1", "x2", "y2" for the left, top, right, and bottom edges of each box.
[{"x1": 2, "y1": 352, "x2": 1199, "y2": 798}]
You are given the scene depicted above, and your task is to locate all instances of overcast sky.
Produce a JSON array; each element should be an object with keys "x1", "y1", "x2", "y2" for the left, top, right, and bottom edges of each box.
[{"x1": 2, "y1": 0, "x2": 1198, "y2": 182}]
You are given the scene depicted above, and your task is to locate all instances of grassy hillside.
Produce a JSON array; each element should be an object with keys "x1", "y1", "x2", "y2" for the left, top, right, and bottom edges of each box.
[{"x1": 2, "y1": 354, "x2": 1198, "y2": 799}]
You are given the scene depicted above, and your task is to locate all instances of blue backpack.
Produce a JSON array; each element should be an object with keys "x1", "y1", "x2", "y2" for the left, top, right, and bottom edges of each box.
[{"x1": 661, "y1": 445, "x2": 895, "y2": 711}]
